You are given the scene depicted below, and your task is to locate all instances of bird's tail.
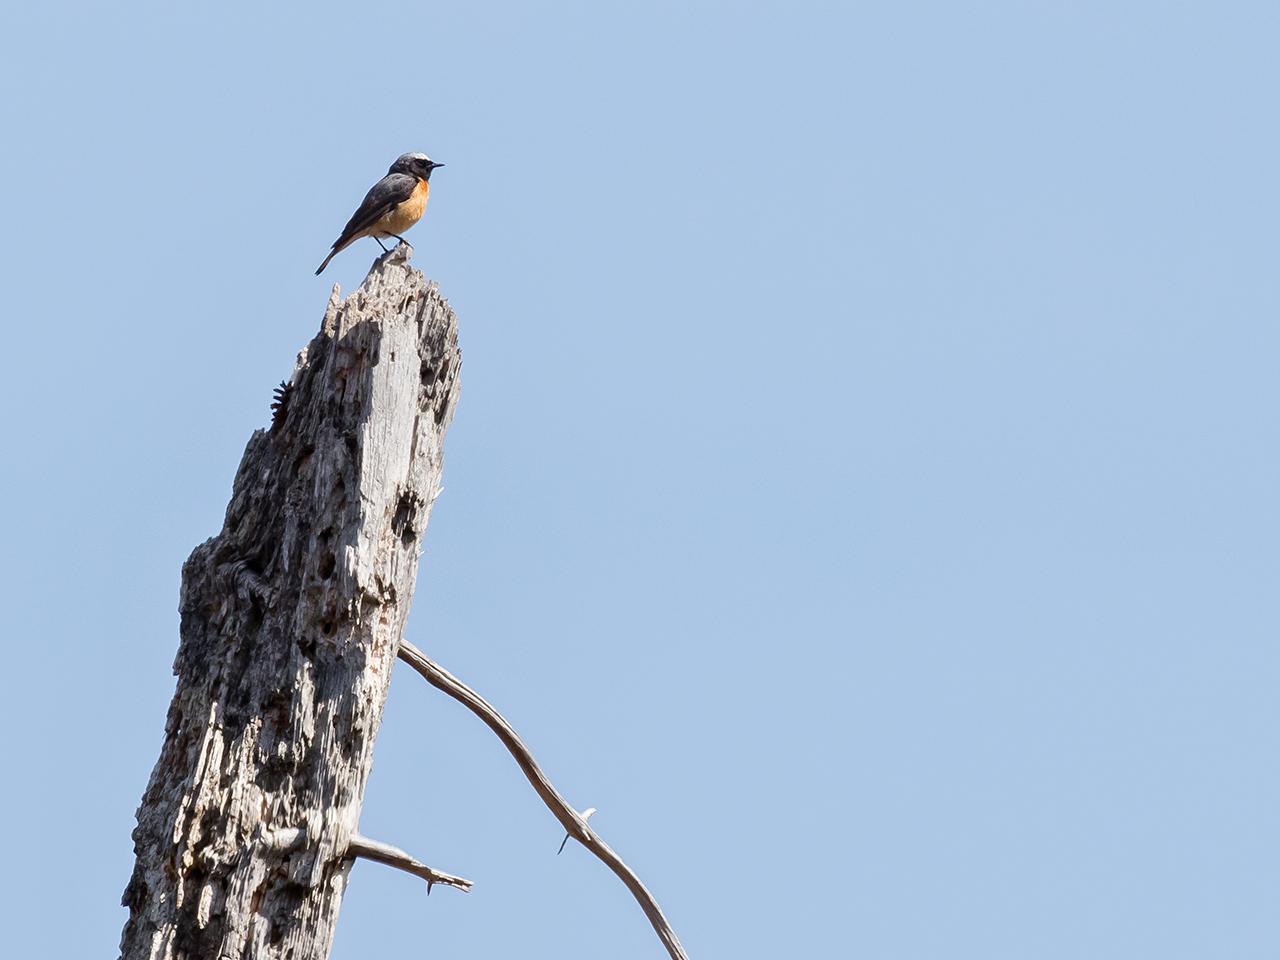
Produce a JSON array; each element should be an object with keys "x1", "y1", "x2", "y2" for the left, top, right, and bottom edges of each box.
[
  {"x1": 315, "y1": 247, "x2": 339, "y2": 275},
  {"x1": 315, "y1": 233, "x2": 359, "y2": 275}
]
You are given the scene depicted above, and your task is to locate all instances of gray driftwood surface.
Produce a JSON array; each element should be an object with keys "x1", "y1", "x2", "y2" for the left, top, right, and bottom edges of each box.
[{"x1": 119, "y1": 246, "x2": 461, "y2": 960}]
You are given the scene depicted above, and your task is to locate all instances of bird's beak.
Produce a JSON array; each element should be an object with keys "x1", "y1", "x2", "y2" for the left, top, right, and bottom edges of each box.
[{"x1": 431, "y1": 161, "x2": 445, "y2": 169}]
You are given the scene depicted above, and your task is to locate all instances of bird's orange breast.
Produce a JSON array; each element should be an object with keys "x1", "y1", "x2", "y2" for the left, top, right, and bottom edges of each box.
[{"x1": 375, "y1": 179, "x2": 430, "y2": 235}]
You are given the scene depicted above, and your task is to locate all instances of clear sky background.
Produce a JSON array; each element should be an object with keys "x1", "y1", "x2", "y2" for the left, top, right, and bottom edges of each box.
[{"x1": 0, "y1": 2, "x2": 1276, "y2": 957}]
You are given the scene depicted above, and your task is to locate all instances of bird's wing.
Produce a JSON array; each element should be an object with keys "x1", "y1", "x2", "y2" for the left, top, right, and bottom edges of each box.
[{"x1": 330, "y1": 173, "x2": 418, "y2": 247}]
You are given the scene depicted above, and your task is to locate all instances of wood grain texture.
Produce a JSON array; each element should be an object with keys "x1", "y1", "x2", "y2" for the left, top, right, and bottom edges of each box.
[
  {"x1": 119, "y1": 244, "x2": 460, "y2": 960},
  {"x1": 397, "y1": 642, "x2": 690, "y2": 960}
]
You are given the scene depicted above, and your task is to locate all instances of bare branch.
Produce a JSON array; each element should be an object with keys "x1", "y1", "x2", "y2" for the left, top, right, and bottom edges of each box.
[
  {"x1": 258, "y1": 826, "x2": 471, "y2": 895},
  {"x1": 397, "y1": 641, "x2": 689, "y2": 960},
  {"x1": 558, "y1": 807, "x2": 596, "y2": 855},
  {"x1": 347, "y1": 833, "x2": 473, "y2": 894}
]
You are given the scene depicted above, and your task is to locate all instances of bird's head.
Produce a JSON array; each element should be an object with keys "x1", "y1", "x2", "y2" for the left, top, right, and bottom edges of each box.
[{"x1": 390, "y1": 152, "x2": 444, "y2": 180}]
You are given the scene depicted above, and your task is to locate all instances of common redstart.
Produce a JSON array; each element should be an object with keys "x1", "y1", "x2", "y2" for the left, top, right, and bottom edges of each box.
[{"x1": 316, "y1": 152, "x2": 444, "y2": 275}]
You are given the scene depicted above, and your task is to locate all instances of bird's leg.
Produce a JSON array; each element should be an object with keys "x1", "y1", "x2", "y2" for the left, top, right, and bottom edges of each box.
[
  {"x1": 374, "y1": 237, "x2": 390, "y2": 252},
  {"x1": 390, "y1": 233, "x2": 413, "y2": 251}
]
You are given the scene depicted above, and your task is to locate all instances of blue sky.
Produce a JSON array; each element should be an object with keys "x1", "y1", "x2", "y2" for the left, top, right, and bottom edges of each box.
[{"x1": 1, "y1": 2, "x2": 1276, "y2": 957}]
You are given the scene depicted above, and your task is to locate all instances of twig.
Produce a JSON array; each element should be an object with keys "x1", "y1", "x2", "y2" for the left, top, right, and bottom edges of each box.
[
  {"x1": 397, "y1": 641, "x2": 688, "y2": 960},
  {"x1": 558, "y1": 807, "x2": 596, "y2": 855},
  {"x1": 258, "y1": 826, "x2": 471, "y2": 894},
  {"x1": 347, "y1": 832, "x2": 473, "y2": 894}
]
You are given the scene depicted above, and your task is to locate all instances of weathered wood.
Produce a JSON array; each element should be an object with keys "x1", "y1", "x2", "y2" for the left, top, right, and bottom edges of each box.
[
  {"x1": 119, "y1": 245, "x2": 461, "y2": 960},
  {"x1": 397, "y1": 642, "x2": 690, "y2": 960}
]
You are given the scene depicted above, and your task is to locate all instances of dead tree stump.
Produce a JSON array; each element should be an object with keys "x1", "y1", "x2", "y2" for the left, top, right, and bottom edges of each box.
[{"x1": 119, "y1": 246, "x2": 461, "y2": 960}]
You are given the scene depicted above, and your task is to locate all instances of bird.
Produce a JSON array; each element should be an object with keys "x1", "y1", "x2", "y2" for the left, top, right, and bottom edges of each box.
[
  {"x1": 557, "y1": 806, "x2": 597, "y2": 855},
  {"x1": 316, "y1": 152, "x2": 444, "y2": 275}
]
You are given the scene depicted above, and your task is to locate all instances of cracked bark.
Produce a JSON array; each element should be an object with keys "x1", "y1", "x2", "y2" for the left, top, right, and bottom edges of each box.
[{"x1": 119, "y1": 245, "x2": 461, "y2": 960}]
